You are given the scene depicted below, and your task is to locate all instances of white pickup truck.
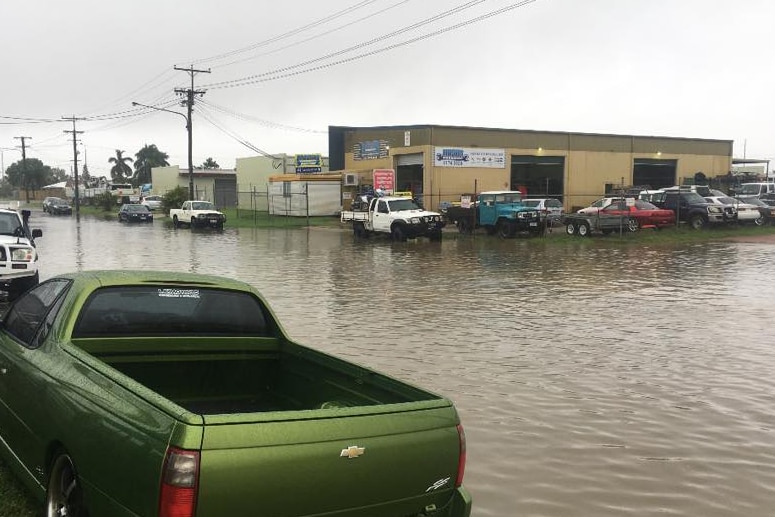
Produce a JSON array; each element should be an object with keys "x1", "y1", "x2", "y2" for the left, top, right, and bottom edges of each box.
[
  {"x1": 169, "y1": 200, "x2": 226, "y2": 229},
  {"x1": 0, "y1": 207, "x2": 43, "y2": 298},
  {"x1": 340, "y1": 195, "x2": 445, "y2": 241}
]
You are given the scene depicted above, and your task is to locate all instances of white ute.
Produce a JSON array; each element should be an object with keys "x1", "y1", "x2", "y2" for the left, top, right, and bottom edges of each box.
[
  {"x1": 0, "y1": 207, "x2": 43, "y2": 299},
  {"x1": 169, "y1": 200, "x2": 226, "y2": 229},
  {"x1": 341, "y1": 195, "x2": 445, "y2": 241}
]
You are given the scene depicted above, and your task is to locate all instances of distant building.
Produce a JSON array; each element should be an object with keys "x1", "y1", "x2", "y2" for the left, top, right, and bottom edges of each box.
[
  {"x1": 235, "y1": 153, "x2": 329, "y2": 209},
  {"x1": 151, "y1": 165, "x2": 237, "y2": 207}
]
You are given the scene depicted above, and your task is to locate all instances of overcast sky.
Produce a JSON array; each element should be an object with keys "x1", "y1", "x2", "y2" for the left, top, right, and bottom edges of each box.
[{"x1": 1, "y1": 0, "x2": 773, "y2": 177}]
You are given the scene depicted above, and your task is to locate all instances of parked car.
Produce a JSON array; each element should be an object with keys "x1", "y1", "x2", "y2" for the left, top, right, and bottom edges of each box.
[
  {"x1": 118, "y1": 203, "x2": 153, "y2": 223},
  {"x1": 742, "y1": 197, "x2": 775, "y2": 224},
  {"x1": 577, "y1": 197, "x2": 633, "y2": 215},
  {"x1": 42, "y1": 196, "x2": 61, "y2": 213},
  {"x1": 47, "y1": 198, "x2": 73, "y2": 215},
  {"x1": 522, "y1": 198, "x2": 564, "y2": 226},
  {"x1": 141, "y1": 195, "x2": 163, "y2": 211},
  {"x1": 599, "y1": 199, "x2": 676, "y2": 229},
  {"x1": 735, "y1": 182, "x2": 775, "y2": 200},
  {"x1": 704, "y1": 196, "x2": 762, "y2": 225}
]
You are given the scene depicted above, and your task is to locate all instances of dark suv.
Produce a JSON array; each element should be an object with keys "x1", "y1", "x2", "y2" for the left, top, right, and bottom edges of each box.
[{"x1": 652, "y1": 190, "x2": 732, "y2": 229}]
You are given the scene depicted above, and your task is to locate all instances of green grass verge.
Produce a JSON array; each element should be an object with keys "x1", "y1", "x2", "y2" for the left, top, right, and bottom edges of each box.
[{"x1": 0, "y1": 459, "x2": 37, "y2": 516}]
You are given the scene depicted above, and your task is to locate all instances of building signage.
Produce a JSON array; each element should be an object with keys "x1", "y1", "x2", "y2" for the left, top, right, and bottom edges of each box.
[
  {"x1": 354, "y1": 140, "x2": 389, "y2": 160},
  {"x1": 295, "y1": 153, "x2": 322, "y2": 173},
  {"x1": 434, "y1": 147, "x2": 506, "y2": 168},
  {"x1": 373, "y1": 169, "x2": 395, "y2": 194}
]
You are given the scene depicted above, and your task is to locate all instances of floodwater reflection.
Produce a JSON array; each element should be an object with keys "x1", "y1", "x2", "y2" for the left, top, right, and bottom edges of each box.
[{"x1": 22, "y1": 213, "x2": 775, "y2": 516}]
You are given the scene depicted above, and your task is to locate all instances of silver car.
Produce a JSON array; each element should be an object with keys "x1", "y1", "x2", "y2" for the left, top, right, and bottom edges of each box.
[{"x1": 141, "y1": 195, "x2": 163, "y2": 211}]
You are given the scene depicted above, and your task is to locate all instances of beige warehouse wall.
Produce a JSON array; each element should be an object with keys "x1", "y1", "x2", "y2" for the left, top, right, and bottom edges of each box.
[
  {"x1": 675, "y1": 154, "x2": 732, "y2": 183},
  {"x1": 342, "y1": 143, "x2": 731, "y2": 212}
]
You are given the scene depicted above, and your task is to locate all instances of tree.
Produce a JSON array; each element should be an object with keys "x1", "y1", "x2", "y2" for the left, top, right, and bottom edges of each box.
[
  {"x1": 5, "y1": 158, "x2": 55, "y2": 191},
  {"x1": 81, "y1": 162, "x2": 92, "y2": 185},
  {"x1": 133, "y1": 144, "x2": 169, "y2": 186},
  {"x1": 200, "y1": 157, "x2": 219, "y2": 169},
  {"x1": 108, "y1": 150, "x2": 133, "y2": 182},
  {"x1": 51, "y1": 167, "x2": 68, "y2": 183}
]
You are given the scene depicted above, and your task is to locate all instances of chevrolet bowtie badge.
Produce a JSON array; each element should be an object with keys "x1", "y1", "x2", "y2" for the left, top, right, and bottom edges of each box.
[{"x1": 340, "y1": 445, "x2": 365, "y2": 459}]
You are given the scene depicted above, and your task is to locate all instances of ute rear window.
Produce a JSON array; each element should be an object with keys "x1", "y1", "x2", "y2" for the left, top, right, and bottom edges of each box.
[{"x1": 73, "y1": 286, "x2": 269, "y2": 337}]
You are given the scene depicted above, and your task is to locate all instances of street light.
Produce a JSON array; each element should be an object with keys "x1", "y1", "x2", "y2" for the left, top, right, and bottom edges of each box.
[{"x1": 131, "y1": 101, "x2": 194, "y2": 200}]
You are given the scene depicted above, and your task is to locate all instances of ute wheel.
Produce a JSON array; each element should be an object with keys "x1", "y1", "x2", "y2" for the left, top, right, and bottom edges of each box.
[
  {"x1": 457, "y1": 219, "x2": 470, "y2": 234},
  {"x1": 577, "y1": 221, "x2": 591, "y2": 237},
  {"x1": 391, "y1": 225, "x2": 407, "y2": 242},
  {"x1": 754, "y1": 215, "x2": 765, "y2": 226},
  {"x1": 497, "y1": 220, "x2": 515, "y2": 239},
  {"x1": 46, "y1": 452, "x2": 89, "y2": 517},
  {"x1": 484, "y1": 225, "x2": 497, "y2": 236},
  {"x1": 172, "y1": 215, "x2": 180, "y2": 228},
  {"x1": 353, "y1": 222, "x2": 366, "y2": 238},
  {"x1": 190, "y1": 217, "x2": 197, "y2": 228},
  {"x1": 429, "y1": 229, "x2": 443, "y2": 242},
  {"x1": 566, "y1": 222, "x2": 577, "y2": 235},
  {"x1": 689, "y1": 214, "x2": 706, "y2": 230},
  {"x1": 627, "y1": 217, "x2": 639, "y2": 232}
]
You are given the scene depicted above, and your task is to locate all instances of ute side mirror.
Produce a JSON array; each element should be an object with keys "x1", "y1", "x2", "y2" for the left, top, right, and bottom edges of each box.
[{"x1": 32, "y1": 229, "x2": 43, "y2": 238}]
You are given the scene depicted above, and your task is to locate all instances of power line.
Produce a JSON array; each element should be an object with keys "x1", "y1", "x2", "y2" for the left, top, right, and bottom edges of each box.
[
  {"x1": 213, "y1": 0, "x2": 415, "y2": 69},
  {"x1": 196, "y1": 105, "x2": 283, "y2": 159},
  {"x1": 193, "y1": 0, "x2": 381, "y2": 66},
  {"x1": 205, "y1": 0, "x2": 537, "y2": 90},
  {"x1": 198, "y1": 99, "x2": 326, "y2": 134},
  {"x1": 202, "y1": 0, "x2": 491, "y2": 89}
]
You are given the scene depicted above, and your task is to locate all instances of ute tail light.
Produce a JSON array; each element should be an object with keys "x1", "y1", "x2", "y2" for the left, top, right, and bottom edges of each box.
[
  {"x1": 159, "y1": 447, "x2": 200, "y2": 517},
  {"x1": 455, "y1": 424, "x2": 467, "y2": 487}
]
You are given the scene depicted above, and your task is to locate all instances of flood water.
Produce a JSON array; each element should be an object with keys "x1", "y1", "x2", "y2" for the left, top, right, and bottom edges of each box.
[{"x1": 21, "y1": 212, "x2": 775, "y2": 516}]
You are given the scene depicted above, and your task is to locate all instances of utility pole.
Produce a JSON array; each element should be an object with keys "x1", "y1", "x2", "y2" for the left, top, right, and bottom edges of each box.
[
  {"x1": 14, "y1": 136, "x2": 31, "y2": 203},
  {"x1": 63, "y1": 116, "x2": 84, "y2": 215},
  {"x1": 174, "y1": 65, "x2": 210, "y2": 200}
]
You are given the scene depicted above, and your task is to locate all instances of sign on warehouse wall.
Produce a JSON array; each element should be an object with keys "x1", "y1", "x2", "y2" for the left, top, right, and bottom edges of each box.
[
  {"x1": 434, "y1": 147, "x2": 506, "y2": 168},
  {"x1": 372, "y1": 169, "x2": 395, "y2": 194},
  {"x1": 354, "y1": 140, "x2": 389, "y2": 160},
  {"x1": 295, "y1": 154, "x2": 322, "y2": 173}
]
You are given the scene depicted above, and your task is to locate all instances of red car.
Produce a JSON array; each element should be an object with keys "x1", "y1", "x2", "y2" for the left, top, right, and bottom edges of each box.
[{"x1": 599, "y1": 199, "x2": 676, "y2": 230}]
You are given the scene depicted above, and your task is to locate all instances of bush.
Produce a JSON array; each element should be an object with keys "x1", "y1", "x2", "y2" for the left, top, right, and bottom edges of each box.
[
  {"x1": 93, "y1": 192, "x2": 116, "y2": 211},
  {"x1": 162, "y1": 187, "x2": 189, "y2": 214}
]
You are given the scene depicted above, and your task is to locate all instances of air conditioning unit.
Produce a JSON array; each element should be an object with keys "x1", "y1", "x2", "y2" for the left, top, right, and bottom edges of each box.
[{"x1": 344, "y1": 173, "x2": 359, "y2": 186}]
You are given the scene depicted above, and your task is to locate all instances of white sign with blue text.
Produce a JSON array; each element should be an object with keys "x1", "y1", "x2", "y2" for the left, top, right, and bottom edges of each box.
[{"x1": 434, "y1": 147, "x2": 506, "y2": 168}]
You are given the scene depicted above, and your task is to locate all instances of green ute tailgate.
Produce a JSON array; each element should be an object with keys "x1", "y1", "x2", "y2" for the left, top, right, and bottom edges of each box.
[{"x1": 195, "y1": 403, "x2": 463, "y2": 517}]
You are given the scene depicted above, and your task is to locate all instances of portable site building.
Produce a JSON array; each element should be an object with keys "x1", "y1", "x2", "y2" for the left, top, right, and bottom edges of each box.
[{"x1": 268, "y1": 174, "x2": 341, "y2": 216}]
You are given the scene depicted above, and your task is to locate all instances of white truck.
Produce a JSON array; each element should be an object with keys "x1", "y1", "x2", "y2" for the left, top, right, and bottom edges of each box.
[
  {"x1": 169, "y1": 200, "x2": 226, "y2": 229},
  {"x1": 340, "y1": 195, "x2": 445, "y2": 241},
  {"x1": 0, "y1": 207, "x2": 43, "y2": 299}
]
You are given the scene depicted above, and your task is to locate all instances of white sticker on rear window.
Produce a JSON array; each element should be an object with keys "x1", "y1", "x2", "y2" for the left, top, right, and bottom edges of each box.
[{"x1": 157, "y1": 288, "x2": 200, "y2": 299}]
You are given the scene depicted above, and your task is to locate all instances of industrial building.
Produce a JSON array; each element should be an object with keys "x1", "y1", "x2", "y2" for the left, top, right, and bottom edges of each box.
[{"x1": 328, "y1": 125, "x2": 734, "y2": 211}]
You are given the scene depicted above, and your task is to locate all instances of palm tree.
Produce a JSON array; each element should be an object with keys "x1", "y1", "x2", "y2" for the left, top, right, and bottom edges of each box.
[
  {"x1": 108, "y1": 150, "x2": 133, "y2": 182},
  {"x1": 133, "y1": 144, "x2": 169, "y2": 186}
]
